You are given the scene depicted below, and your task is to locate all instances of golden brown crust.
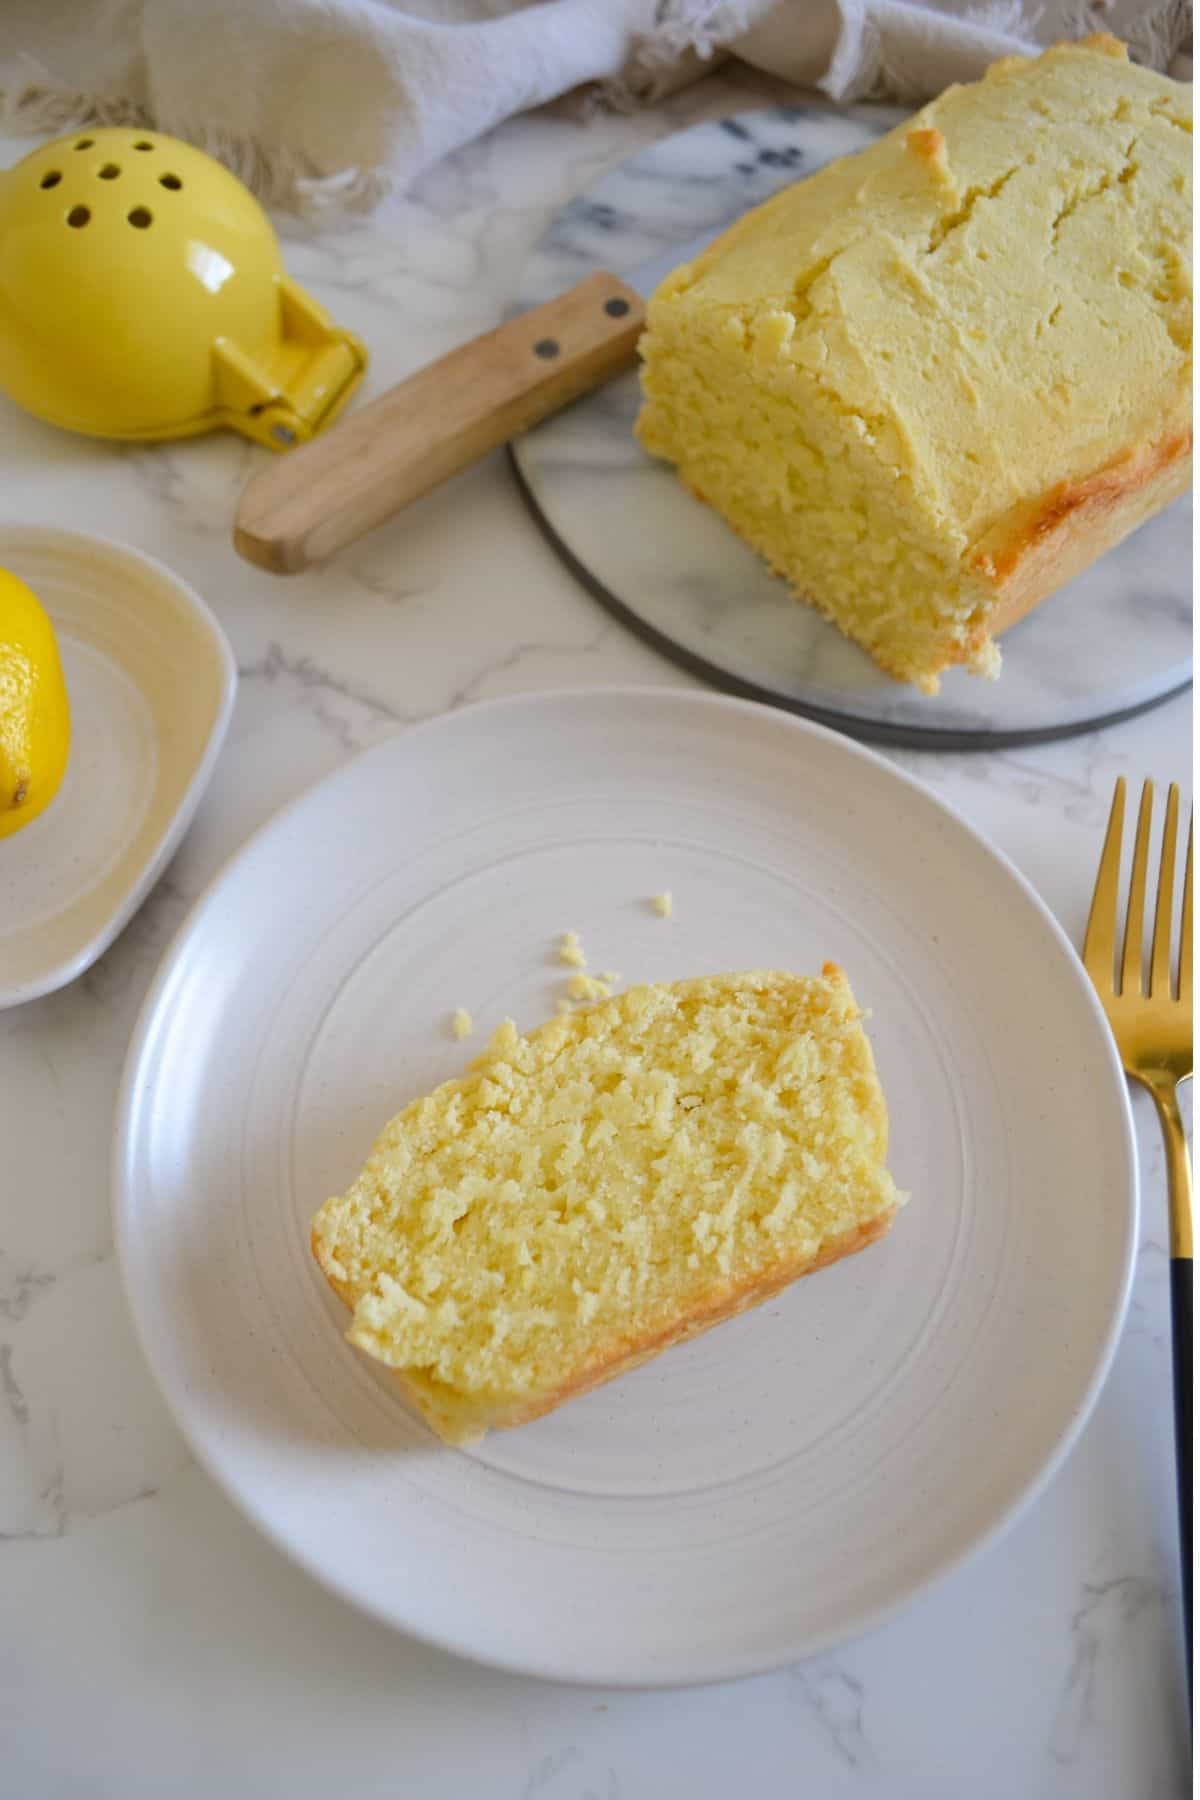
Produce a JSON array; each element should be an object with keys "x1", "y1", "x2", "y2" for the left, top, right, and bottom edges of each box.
[
  {"x1": 990, "y1": 34, "x2": 1126, "y2": 81},
  {"x1": 858, "y1": 427, "x2": 1192, "y2": 690},
  {"x1": 314, "y1": 1206, "x2": 899, "y2": 1444},
  {"x1": 974, "y1": 429, "x2": 1192, "y2": 638},
  {"x1": 482, "y1": 1207, "x2": 899, "y2": 1432},
  {"x1": 905, "y1": 127, "x2": 956, "y2": 199},
  {"x1": 906, "y1": 127, "x2": 945, "y2": 162},
  {"x1": 1076, "y1": 32, "x2": 1128, "y2": 59},
  {"x1": 684, "y1": 426, "x2": 1192, "y2": 692}
]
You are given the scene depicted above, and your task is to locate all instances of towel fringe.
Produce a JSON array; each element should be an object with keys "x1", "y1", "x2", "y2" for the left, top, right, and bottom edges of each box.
[
  {"x1": 605, "y1": 0, "x2": 752, "y2": 106},
  {"x1": 2, "y1": 1, "x2": 1190, "y2": 215},
  {"x1": 0, "y1": 77, "x2": 389, "y2": 215},
  {"x1": 0, "y1": 80, "x2": 150, "y2": 138}
]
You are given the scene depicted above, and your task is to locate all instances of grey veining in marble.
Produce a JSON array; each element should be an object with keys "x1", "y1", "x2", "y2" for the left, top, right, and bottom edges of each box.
[
  {"x1": 512, "y1": 108, "x2": 1192, "y2": 746},
  {"x1": 0, "y1": 70, "x2": 1191, "y2": 1796}
]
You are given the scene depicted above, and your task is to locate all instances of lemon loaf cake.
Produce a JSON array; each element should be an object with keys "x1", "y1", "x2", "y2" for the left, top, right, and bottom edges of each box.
[
  {"x1": 635, "y1": 37, "x2": 1192, "y2": 692},
  {"x1": 311, "y1": 966, "x2": 902, "y2": 1444}
]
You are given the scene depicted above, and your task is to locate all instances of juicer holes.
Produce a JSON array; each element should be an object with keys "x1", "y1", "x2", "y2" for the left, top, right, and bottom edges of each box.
[
  {"x1": 159, "y1": 174, "x2": 182, "y2": 190},
  {"x1": 128, "y1": 207, "x2": 153, "y2": 229},
  {"x1": 40, "y1": 172, "x2": 61, "y2": 189},
  {"x1": 133, "y1": 141, "x2": 154, "y2": 151},
  {"x1": 66, "y1": 205, "x2": 90, "y2": 227},
  {"x1": 99, "y1": 164, "x2": 121, "y2": 180},
  {"x1": 74, "y1": 138, "x2": 94, "y2": 150}
]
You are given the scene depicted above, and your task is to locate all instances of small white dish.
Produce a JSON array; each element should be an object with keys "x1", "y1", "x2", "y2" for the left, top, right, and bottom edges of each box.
[
  {"x1": 0, "y1": 526, "x2": 235, "y2": 1007},
  {"x1": 114, "y1": 689, "x2": 1136, "y2": 1686}
]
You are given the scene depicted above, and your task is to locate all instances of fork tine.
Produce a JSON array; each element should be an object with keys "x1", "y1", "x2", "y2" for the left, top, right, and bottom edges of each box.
[
  {"x1": 1150, "y1": 783, "x2": 1179, "y2": 996},
  {"x1": 1120, "y1": 781, "x2": 1154, "y2": 997},
  {"x1": 1180, "y1": 812, "x2": 1193, "y2": 1006},
  {"x1": 1084, "y1": 777, "x2": 1125, "y2": 990}
]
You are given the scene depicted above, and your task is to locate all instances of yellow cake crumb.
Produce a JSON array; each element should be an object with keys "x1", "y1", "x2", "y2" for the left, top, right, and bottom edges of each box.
[
  {"x1": 311, "y1": 967, "x2": 903, "y2": 1445},
  {"x1": 450, "y1": 1008, "x2": 474, "y2": 1040},
  {"x1": 652, "y1": 892, "x2": 673, "y2": 918},
  {"x1": 635, "y1": 39, "x2": 1191, "y2": 692},
  {"x1": 558, "y1": 931, "x2": 587, "y2": 968},
  {"x1": 566, "y1": 973, "x2": 611, "y2": 1003}
]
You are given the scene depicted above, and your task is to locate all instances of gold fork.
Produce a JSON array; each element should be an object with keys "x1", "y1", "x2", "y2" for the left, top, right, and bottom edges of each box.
[{"x1": 1084, "y1": 777, "x2": 1192, "y2": 1688}]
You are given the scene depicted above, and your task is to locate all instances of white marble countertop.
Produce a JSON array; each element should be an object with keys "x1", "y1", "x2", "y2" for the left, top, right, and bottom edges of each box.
[{"x1": 0, "y1": 72, "x2": 1191, "y2": 1799}]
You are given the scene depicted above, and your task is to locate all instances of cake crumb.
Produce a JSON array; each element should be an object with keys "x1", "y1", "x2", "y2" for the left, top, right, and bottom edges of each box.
[
  {"x1": 558, "y1": 930, "x2": 587, "y2": 968},
  {"x1": 450, "y1": 1008, "x2": 474, "y2": 1040},
  {"x1": 312, "y1": 966, "x2": 900, "y2": 1446},
  {"x1": 598, "y1": 971, "x2": 621, "y2": 987},
  {"x1": 652, "y1": 891, "x2": 673, "y2": 919},
  {"x1": 567, "y1": 973, "x2": 611, "y2": 1003}
]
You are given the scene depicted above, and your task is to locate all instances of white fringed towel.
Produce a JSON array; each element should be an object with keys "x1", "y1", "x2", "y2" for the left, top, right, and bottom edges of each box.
[{"x1": 0, "y1": 0, "x2": 1190, "y2": 210}]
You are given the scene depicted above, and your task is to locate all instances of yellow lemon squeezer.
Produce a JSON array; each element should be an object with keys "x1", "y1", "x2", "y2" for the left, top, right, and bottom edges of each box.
[{"x1": 0, "y1": 129, "x2": 367, "y2": 450}]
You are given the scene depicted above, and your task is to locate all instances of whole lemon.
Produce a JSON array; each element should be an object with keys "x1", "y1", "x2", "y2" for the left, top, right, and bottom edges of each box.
[{"x1": 0, "y1": 568, "x2": 71, "y2": 839}]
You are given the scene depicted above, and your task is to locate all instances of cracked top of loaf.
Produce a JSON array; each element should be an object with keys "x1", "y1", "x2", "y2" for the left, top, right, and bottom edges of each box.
[{"x1": 641, "y1": 36, "x2": 1191, "y2": 574}]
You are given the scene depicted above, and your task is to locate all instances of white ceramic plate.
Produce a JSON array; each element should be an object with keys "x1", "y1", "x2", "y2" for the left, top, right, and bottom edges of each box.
[
  {"x1": 0, "y1": 527, "x2": 235, "y2": 1007},
  {"x1": 114, "y1": 690, "x2": 1136, "y2": 1686}
]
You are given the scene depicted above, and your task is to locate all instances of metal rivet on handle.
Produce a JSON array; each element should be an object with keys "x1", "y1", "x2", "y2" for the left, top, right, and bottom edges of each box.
[
  {"x1": 533, "y1": 338, "x2": 560, "y2": 359},
  {"x1": 604, "y1": 297, "x2": 630, "y2": 317}
]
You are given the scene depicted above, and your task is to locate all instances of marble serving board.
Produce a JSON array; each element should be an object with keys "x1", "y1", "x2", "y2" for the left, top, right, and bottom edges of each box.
[{"x1": 510, "y1": 106, "x2": 1191, "y2": 748}]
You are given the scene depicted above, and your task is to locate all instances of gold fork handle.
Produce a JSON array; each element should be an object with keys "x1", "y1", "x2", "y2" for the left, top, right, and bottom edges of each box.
[
  {"x1": 1150, "y1": 1080, "x2": 1194, "y2": 1261},
  {"x1": 1147, "y1": 1078, "x2": 1192, "y2": 1704}
]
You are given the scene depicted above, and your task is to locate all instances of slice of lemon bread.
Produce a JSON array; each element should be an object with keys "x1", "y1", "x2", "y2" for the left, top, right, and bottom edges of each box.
[
  {"x1": 635, "y1": 37, "x2": 1192, "y2": 692},
  {"x1": 311, "y1": 966, "x2": 903, "y2": 1444}
]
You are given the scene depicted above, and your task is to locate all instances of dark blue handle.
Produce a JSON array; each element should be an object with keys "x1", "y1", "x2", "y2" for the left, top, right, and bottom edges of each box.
[{"x1": 1171, "y1": 1256, "x2": 1191, "y2": 1709}]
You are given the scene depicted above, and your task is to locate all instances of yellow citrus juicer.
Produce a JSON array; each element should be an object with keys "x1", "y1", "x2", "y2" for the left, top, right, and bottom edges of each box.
[{"x1": 0, "y1": 128, "x2": 367, "y2": 450}]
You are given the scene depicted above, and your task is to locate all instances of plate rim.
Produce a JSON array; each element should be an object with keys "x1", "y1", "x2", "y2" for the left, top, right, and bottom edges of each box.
[
  {"x1": 111, "y1": 685, "x2": 1138, "y2": 1686},
  {"x1": 0, "y1": 523, "x2": 237, "y2": 1008}
]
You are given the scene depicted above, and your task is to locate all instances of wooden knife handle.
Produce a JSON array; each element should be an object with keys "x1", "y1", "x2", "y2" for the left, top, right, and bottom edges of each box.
[{"x1": 233, "y1": 271, "x2": 645, "y2": 574}]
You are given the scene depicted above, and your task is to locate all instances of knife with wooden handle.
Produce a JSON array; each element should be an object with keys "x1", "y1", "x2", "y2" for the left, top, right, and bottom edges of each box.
[{"x1": 233, "y1": 271, "x2": 646, "y2": 575}]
